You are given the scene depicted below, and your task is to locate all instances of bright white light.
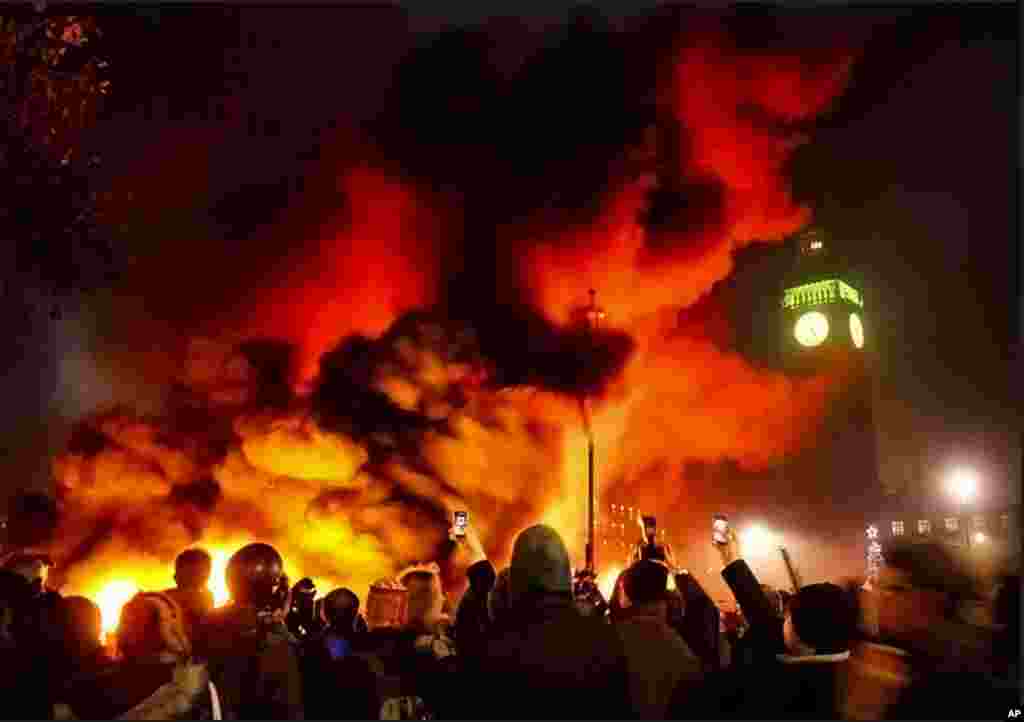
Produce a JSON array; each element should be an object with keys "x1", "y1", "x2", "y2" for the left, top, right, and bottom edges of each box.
[
  {"x1": 948, "y1": 468, "x2": 978, "y2": 504},
  {"x1": 741, "y1": 525, "x2": 777, "y2": 556},
  {"x1": 974, "y1": 532, "x2": 986, "y2": 544}
]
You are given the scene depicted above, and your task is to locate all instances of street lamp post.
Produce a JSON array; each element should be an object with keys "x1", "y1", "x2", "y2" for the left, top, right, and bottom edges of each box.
[{"x1": 582, "y1": 289, "x2": 605, "y2": 575}]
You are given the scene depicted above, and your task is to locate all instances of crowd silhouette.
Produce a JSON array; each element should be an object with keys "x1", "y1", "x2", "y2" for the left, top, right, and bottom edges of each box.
[{"x1": 0, "y1": 508, "x2": 1019, "y2": 720}]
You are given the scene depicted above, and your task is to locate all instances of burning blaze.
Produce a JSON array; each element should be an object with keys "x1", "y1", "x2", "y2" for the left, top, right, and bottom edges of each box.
[
  {"x1": 95, "y1": 580, "x2": 138, "y2": 639},
  {"x1": 599, "y1": 565, "x2": 623, "y2": 603},
  {"x1": 207, "y1": 547, "x2": 232, "y2": 607},
  {"x1": 50, "y1": 17, "x2": 858, "y2": 604},
  {"x1": 85, "y1": 543, "x2": 341, "y2": 640}
]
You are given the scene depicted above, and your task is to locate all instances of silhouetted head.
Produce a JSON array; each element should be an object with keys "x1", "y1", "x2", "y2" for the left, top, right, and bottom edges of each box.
[
  {"x1": 323, "y1": 588, "x2": 360, "y2": 632},
  {"x1": 510, "y1": 525, "x2": 571, "y2": 600},
  {"x1": 624, "y1": 560, "x2": 669, "y2": 607},
  {"x1": 58, "y1": 595, "x2": 103, "y2": 658},
  {"x1": 174, "y1": 548, "x2": 212, "y2": 591}
]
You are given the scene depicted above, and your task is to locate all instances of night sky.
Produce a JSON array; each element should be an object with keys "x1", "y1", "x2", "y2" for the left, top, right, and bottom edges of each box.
[{"x1": 2, "y1": 4, "x2": 1017, "y2": 521}]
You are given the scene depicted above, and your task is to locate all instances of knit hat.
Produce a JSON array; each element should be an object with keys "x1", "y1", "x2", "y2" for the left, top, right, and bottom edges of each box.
[
  {"x1": 789, "y1": 583, "x2": 856, "y2": 655},
  {"x1": 510, "y1": 524, "x2": 572, "y2": 598}
]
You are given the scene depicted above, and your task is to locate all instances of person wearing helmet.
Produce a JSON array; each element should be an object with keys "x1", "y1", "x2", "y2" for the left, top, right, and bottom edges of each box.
[{"x1": 196, "y1": 543, "x2": 303, "y2": 719}]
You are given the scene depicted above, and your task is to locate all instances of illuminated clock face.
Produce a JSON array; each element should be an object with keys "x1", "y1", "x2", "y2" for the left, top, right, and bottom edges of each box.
[
  {"x1": 849, "y1": 313, "x2": 865, "y2": 349},
  {"x1": 794, "y1": 311, "x2": 829, "y2": 347}
]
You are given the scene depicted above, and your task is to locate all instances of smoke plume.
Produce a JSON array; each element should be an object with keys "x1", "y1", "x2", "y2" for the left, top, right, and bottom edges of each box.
[{"x1": 49, "y1": 12, "x2": 856, "y2": 600}]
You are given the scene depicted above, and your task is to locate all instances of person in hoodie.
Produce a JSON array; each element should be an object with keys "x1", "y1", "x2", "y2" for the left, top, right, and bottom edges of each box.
[
  {"x1": 55, "y1": 591, "x2": 214, "y2": 720},
  {"x1": 671, "y1": 527, "x2": 858, "y2": 720},
  {"x1": 466, "y1": 524, "x2": 632, "y2": 720},
  {"x1": 614, "y1": 560, "x2": 703, "y2": 719}
]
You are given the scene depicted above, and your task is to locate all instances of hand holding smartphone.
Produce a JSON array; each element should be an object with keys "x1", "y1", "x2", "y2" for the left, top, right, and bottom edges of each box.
[
  {"x1": 712, "y1": 514, "x2": 729, "y2": 546},
  {"x1": 453, "y1": 511, "x2": 468, "y2": 538}
]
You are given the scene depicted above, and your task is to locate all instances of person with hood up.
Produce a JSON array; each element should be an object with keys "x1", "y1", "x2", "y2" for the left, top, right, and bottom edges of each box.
[
  {"x1": 55, "y1": 591, "x2": 217, "y2": 720},
  {"x1": 614, "y1": 560, "x2": 703, "y2": 719},
  {"x1": 465, "y1": 524, "x2": 632, "y2": 720}
]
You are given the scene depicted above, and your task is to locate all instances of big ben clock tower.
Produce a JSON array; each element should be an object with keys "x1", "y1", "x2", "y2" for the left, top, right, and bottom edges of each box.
[
  {"x1": 781, "y1": 227, "x2": 868, "y2": 373},
  {"x1": 778, "y1": 225, "x2": 883, "y2": 550}
]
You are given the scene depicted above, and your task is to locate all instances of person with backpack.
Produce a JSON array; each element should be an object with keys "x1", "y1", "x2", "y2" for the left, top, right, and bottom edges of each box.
[
  {"x1": 197, "y1": 543, "x2": 303, "y2": 720},
  {"x1": 354, "y1": 563, "x2": 459, "y2": 720}
]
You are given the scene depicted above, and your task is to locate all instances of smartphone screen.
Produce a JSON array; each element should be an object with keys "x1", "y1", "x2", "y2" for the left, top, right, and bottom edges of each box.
[
  {"x1": 712, "y1": 515, "x2": 729, "y2": 545},
  {"x1": 454, "y1": 511, "x2": 468, "y2": 537}
]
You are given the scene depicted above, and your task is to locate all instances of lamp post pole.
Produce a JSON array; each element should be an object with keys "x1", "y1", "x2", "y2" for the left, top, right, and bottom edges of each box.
[{"x1": 583, "y1": 289, "x2": 605, "y2": 575}]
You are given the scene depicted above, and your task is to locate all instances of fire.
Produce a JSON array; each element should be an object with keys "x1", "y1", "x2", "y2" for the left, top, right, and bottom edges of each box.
[
  {"x1": 206, "y1": 547, "x2": 233, "y2": 607},
  {"x1": 49, "y1": 18, "x2": 859, "y2": 629},
  {"x1": 80, "y1": 540, "x2": 348, "y2": 643},
  {"x1": 599, "y1": 565, "x2": 622, "y2": 602},
  {"x1": 96, "y1": 579, "x2": 139, "y2": 639}
]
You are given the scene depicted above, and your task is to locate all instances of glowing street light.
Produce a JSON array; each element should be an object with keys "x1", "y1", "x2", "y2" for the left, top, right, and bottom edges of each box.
[
  {"x1": 947, "y1": 467, "x2": 979, "y2": 548},
  {"x1": 741, "y1": 525, "x2": 778, "y2": 556},
  {"x1": 948, "y1": 468, "x2": 978, "y2": 504},
  {"x1": 973, "y1": 531, "x2": 987, "y2": 545}
]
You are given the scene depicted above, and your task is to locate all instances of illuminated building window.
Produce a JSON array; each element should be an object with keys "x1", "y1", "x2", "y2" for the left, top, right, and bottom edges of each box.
[
  {"x1": 892, "y1": 520, "x2": 904, "y2": 536},
  {"x1": 945, "y1": 518, "x2": 959, "y2": 532},
  {"x1": 918, "y1": 519, "x2": 931, "y2": 535}
]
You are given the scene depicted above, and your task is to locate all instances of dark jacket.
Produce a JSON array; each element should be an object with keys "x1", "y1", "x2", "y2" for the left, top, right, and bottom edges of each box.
[
  {"x1": 615, "y1": 604, "x2": 703, "y2": 719},
  {"x1": 55, "y1": 656, "x2": 214, "y2": 720},
  {"x1": 301, "y1": 629, "x2": 378, "y2": 720},
  {"x1": 164, "y1": 586, "x2": 214, "y2": 644},
  {"x1": 672, "y1": 559, "x2": 850, "y2": 720},
  {"x1": 453, "y1": 559, "x2": 496, "y2": 663},
  {"x1": 886, "y1": 619, "x2": 1018, "y2": 720},
  {"x1": 673, "y1": 572, "x2": 723, "y2": 673},
  {"x1": 198, "y1": 606, "x2": 303, "y2": 720},
  {"x1": 353, "y1": 626, "x2": 459, "y2": 720},
  {"x1": 465, "y1": 593, "x2": 632, "y2": 720}
]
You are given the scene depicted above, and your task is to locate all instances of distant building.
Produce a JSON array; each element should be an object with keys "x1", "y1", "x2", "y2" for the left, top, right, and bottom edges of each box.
[
  {"x1": 599, "y1": 501, "x2": 670, "y2": 567},
  {"x1": 873, "y1": 496, "x2": 1021, "y2": 560}
]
